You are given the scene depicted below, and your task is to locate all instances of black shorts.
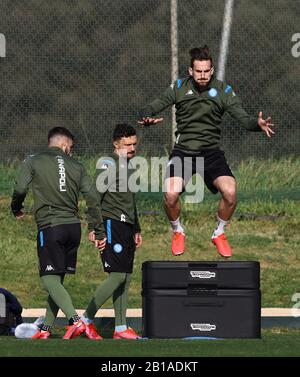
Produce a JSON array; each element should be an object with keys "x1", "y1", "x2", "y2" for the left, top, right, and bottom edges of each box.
[
  {"x1": 37, "y1": 223, "x2": 81, "y2": 277},
  {"x1": 165, "y1": 148, "x2": 235, "y2": 194},
  {"x1": 101, "y1": 218, "x2": 136, "y2": 273}
]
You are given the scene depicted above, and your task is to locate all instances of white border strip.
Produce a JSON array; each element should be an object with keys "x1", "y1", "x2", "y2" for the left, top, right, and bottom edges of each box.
[{"x1": 22, "y1": 308, "x2": 300, "y2": 318}]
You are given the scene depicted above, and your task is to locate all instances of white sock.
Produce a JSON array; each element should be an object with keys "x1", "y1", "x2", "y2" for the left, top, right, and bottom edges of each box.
[
  {"x1": 81, "y1": 316, "x2": 93, "y2": 325},
  {"x1": 212, "y1": 216, "x2": 228, "y2": 238},
  {"x1": 170, "y1": 218, "x2": 184, "y2": 233},
  {"x1": 115, "y1": 325, "x2": 127, "y2": 332}
]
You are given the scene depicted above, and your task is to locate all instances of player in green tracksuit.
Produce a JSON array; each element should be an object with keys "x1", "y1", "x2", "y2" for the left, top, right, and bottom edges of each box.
[
  {"x1": 80, "y1": 123, "x2": 142, "y2": 340},
  {"x1": 11, "y1": 127, "x2": 106, "y2": 339},
  {"x1": 139, "y1": 45, "x2": 275, "y2": 257}
]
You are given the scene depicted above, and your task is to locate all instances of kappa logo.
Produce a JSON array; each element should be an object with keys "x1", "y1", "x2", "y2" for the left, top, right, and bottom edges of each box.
[
  {"x1": 120, "y1": 214, "x2": 126, "y2": 222},
  {"x1": 190, "y1": 323, "x2": 216, "y2": 332},
  {"x1": 45, "y1": 265, "x2": 54, "y2": 271},
  {"x1": 104, "y1": 261, "x2": 110, "y2": 268},
  {"x1": 190, "y1": 271, "x2": 216, "y2": 279},
  {"x1": 185, "y1": 89, "x2": 194, "y2": 96}
]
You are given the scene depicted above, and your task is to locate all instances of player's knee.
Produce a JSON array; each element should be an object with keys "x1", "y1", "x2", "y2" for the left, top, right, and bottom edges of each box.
[
  {"x1": 40, "y1": 276, "x2": 51, "y2": 293},
  {"x1": 119, "y1": 272, "x2": 127, "y2": 284},
  {"x1": 164, "y1": 191, "x2": 180, "y2": 208},
  {"x1": 41, "y1": 282, "x2": 48, "y2": 293},
  {"x1": 112, "y1": 272, "x2": 127, "y2": 285},
  {"x1": 40, "y1": 274, "x2": 62, "y2": 294},
  {"x1": 222, "y1": 187, "x2": 237, "y2": 207}
]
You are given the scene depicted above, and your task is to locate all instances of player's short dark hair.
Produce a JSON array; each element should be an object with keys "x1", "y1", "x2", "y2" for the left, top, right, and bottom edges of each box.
[
  {"x1": 113, "y1": 123, "x2": 136, "y2": 141},
  {"x1": 189, "y1": 45, "x2": 213, "y2": 68},
  {"x1": 48, "y1": 127, "x2": 74, "y2": 142}
]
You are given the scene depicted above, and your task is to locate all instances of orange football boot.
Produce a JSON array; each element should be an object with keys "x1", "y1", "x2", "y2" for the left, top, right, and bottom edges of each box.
[
  {"x1": 171, "y1": 232, "x2": 185, "y2": 256},
  {"x1": 212, "y1": 233, "x2": 232, "y2": 258},
  {"x1": 113, "y1": 327, "x2": 141, "y2": 340},
  {"x1": 31, "y1": 330, "x2": 51, "y2": 339},
  {"x1": 84, "y1": 322, "x2": 103, "y2": 340},
  {"x1": 63, "y1": 320, "x2": 86, "y2": 340}
]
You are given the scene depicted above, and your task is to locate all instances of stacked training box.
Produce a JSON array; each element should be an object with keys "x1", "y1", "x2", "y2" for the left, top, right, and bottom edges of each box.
[{"x1": 142, "y1": 261, "x2": 261, "y2": 339}]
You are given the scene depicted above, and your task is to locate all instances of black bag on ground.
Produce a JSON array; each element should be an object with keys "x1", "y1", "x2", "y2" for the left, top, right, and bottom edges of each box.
[{"x1": 0, "y1": 288, "x2": 23, "y2": 335}]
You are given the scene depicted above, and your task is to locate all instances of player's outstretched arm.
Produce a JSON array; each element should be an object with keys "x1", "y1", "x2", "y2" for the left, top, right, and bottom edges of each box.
[
  {"x1": 138, "y1": 83, "x2": 176, "y2": 126},
  {"x1": 137, "y1": 117, "x2": 164, "y2": 126},
  {"x1": 258, "y1": 111, "x2": 275, "y2": 137}
]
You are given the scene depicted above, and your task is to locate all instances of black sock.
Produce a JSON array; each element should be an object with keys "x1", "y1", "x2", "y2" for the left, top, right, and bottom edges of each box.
[
  {"x1": 69, "y1": 315, "x2": 81, "y2": 325},
  {"x1": 40, "y1": 324, "x2": 52, "y2": 333}
]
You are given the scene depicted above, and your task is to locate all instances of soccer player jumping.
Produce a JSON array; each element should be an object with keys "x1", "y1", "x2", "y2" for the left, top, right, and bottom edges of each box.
[{"x1": 138, "y1": 46, "x2": 274, "y2": 257}]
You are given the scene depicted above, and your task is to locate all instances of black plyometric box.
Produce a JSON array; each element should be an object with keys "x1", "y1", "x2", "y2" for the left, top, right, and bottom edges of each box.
[
  {"x1": 142, "y1": 261, "x2": 260, "y2": 289},
  {"x1": 142, "y1": 261, "x2": 261, "y2": 339}
]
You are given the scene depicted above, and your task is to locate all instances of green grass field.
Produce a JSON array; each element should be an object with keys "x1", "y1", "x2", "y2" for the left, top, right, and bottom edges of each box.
[
  {"x1": 0, "y1": 328, "x2": 299, "y2": 357},
  {"x1": 1, "y1": 156, "x2": 299, "y2": 309},
  {"x1": 0, "y1": 157, "x2": 300, "y2": 357}
]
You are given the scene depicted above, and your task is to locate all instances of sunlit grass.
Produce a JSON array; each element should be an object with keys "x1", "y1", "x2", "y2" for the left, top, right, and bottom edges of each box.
[{"x1": 1, "y1": 157, "x2": 299, "y2": 309}]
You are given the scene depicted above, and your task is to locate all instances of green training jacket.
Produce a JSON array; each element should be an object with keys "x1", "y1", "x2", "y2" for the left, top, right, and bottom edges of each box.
[
  {"x1": 139, "y1": 75, "x2": 261, "y2": 151},
  {"x1": 90, "y1": 153, "x2": 141, "y2": 233},
  {"x1": 11, "y1": 146, "x2": 105, "y2": 239}
]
